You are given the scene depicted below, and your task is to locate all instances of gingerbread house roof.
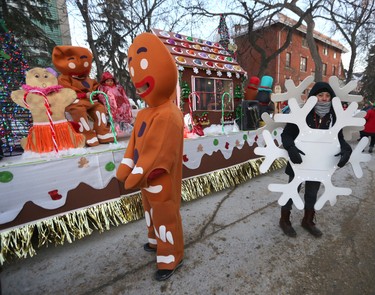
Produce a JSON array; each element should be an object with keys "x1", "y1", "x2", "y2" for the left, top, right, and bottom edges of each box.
[{"x1": 151, "y1": 28, "x2": 247, "y2": 77}]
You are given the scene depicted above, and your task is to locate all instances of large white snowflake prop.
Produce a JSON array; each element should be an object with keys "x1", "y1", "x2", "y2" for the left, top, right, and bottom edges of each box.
[{"x1": 254, "y1": 76, "x2": 371, "y2": 210}]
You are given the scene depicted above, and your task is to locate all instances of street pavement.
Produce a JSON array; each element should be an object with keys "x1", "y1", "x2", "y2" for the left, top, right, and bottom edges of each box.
[{"x1": 1, "y1": 140, "x2": 375, "y2": 295}]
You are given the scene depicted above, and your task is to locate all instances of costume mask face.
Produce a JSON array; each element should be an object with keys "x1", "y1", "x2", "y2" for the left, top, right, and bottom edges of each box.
[
  {"x1": 127, "y1": 32, "x2": 177, "y2": 107},
  {"x1": 52, "y1": 46, "x2": 93, "y2": 76},
  {"x1": 26, "y1": 67, "x2": 58, "y2": 88}
]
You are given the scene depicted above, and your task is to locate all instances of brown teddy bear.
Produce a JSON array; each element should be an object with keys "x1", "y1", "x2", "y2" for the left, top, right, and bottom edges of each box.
[{"x1": 11, "y1": 67, "x2": 86, "y2": 153}]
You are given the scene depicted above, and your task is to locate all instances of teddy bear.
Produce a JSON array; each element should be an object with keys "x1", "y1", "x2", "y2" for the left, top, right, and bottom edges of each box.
[
  {"x1": 52, "y1": 46, "x2": 115, "y2": 147},
  {"x1": 11, "y1": 67, "x2": 86, "y2": 153}
]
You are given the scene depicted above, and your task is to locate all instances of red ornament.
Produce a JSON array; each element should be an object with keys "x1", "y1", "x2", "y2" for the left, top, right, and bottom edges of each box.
[
  {"x1": 183, "y1": 155, "x2": 189, "y2": 162},
  {"x1": 48, "y1": 189, "x2": 62, "y2": 200}
]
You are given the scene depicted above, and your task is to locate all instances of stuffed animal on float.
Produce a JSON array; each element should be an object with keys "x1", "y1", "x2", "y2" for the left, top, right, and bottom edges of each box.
[
  {"x1": 52, "y1": 46, "x2": 114, "y2": 147},
  {"x1": 11, "y1": 67, "x2": 86, "y2": 153},
  {"x1": 116, "y1": 32, "x2": 184, "y2": 275},
  {"x1": 256, "y1": 75, "x2": 274, "y2": 118},
  {"x1": 244, "y1": 76, "x2": 260, "y2": 101}
]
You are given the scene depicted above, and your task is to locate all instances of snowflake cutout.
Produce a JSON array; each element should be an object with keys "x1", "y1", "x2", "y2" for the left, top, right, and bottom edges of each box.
[
  {"x1": 217, "y1": 71, "x2": 222, "y2": 77},
  {"x1": 206, "y1": 69, "x2": 212, "y2": 76},
  {"x1": 328, "y1": 76, "x2": 365, "y2": 140},
  {"x1": 193, "y1": 67, "x2": 199, "y2": 74},
  {"x1": 328, "y1": 76, "x2": 362, "y2": 103},
  {"x1": 227, "y1": 71, "x2": 232, "y2": 78},
  {"x1": 254, "y1": 78, "x2": 371, "y2": 210},
  {"x1": 272, "y1": 75, "x2": 314, "y2": 106},
  {"x1": 178, "y1": 65, "x2": 184, "y2": 71}
]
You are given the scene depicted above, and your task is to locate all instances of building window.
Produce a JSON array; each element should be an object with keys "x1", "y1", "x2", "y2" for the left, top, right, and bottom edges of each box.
[
  {"x1": 302, "y1": 37, "x2": 308, "y2": 47},
  {"x1": 323, "y1": 63, "x2": 327, "y2": 76},
  {"x1": 300, "y1": 57, "x2": 307, "y2": 72},
  {"x1": 192, "y1": 77, "x2": 233, "y2": 111},
  {"x1": 333, "y1": 52, "x2": 337, "y2": 59},
  {"x1": 323, "y1": 45, "x2": 328, "y2": 56},
  {"x1": 332, "y1": 65, "x2": 336, "y2": 75},
  {"x1": 286, "y1": 52, "x2": 291, "y2": 67}
]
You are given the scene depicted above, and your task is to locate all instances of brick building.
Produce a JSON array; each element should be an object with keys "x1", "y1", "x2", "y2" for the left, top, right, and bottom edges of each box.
[{"x1": 233, "y1": 13, "x2": 347, "y2": 97}]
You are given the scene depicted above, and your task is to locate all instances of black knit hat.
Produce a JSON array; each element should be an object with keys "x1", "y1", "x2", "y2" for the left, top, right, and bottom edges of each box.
[{"x1": 308, "y1": 82, "x2": 336, "y2": 99}]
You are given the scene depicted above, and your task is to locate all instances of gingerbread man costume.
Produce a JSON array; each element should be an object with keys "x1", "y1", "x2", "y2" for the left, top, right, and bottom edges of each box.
[
  {"x1": 52, "y1": 46, "x2": 114, "y2": 147},
  {"x1": 116, "y1": 33, "x2": 184, "y2": 280}
]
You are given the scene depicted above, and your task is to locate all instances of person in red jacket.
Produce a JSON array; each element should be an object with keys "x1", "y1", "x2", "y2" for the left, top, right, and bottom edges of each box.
[
  {"x1": 98, "y1": 72, "x2": 133, "y2": 137},
  {"x1": 359, "y1": 104, "x2": 375, "y2": 153}
]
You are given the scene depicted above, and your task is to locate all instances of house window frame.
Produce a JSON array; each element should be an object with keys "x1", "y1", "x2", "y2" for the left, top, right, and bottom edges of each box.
[
  {"x1": 191, "y1": 76, "x2": 234, "y2": 111},
  {"x1": 323, "y1": 45, "x2": 328, "y2": 56},
  {"x1": 300, "y1": 57, "x2": 307, "y2": 72},
  {"x1": 323, "y1": 63, "x2": 327, "y2": 76},
  {"x1": 285, "y1": 52, "x2": 291, "y2": 67}
]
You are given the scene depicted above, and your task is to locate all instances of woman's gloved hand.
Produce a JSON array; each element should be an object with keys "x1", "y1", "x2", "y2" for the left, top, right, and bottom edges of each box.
[
  {"x1": 335, "y1": 149, "x2": 352, "y2": 168},
  {"x1": 287, "y1": 145, "x2": 305, "y2": 164}
]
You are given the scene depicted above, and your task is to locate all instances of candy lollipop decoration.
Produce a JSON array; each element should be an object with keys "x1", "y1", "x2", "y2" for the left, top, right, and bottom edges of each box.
[
  {"x1": 187, "y1": 92, "x2": 204, "y2": 136},
  {"x1": 221, "y1": 92, "x2": 232, "y2": 133},
  {"x1": 23, "y1": 90, "x2": 59, "y2": 153},
  {"x1": 90, "y1": 91, "x2": 117, "y2": 144}
]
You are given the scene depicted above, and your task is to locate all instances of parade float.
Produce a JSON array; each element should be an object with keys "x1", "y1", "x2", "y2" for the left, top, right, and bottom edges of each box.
[
  {"x1": 0, "y1": 123, "x2": 285, "y2": 265},
  {"x1": 0, "y1": 27, "x2": 286, "y2": 265}
]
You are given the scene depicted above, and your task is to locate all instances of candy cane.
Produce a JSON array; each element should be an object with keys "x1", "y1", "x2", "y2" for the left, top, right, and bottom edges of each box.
[
  {"x1": 221, "y1": 92, "x2": 231, "y2": 134},
  {"x1": 90, "y1": 91, "x2": 118, "y2": 144},
  {"x1": 188, "y1": 92, "x2": 200, "y2": 131},
  {"x1": 23, "y1": 90, "x2": 58, "y2": 152}
]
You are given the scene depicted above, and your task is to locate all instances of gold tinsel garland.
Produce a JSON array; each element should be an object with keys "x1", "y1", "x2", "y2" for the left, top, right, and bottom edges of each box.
[{"x1": 0, "y1": 157, "x2": 286, "y2": 265}]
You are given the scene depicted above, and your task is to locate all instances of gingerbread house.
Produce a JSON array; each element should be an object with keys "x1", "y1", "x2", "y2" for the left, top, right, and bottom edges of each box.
[{"x1": 152, "y1": 28, "x2": 247, "y2": 127}]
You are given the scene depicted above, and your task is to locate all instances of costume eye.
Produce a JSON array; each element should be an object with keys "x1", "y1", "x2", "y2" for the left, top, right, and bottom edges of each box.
[
  {"x1": 140, "y1": 58, "x2": 148, "y2": 70},
  {"x1": 44, "y1": 74, "x2": 49, "y2": 78},
  {"x1": 68, "y1": 62, "x2": 76, "y2": 69},
  {"x1": 35, "y1": 74, "x2": 40, "y2": 78},
  {"x1": 84, "y1": 61, "x2": 89, "y2": 67}
]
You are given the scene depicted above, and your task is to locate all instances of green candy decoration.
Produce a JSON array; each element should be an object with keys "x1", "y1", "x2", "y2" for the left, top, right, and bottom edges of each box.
[
  {"x1": 105, "y1": 162, "x2": 116, "y2": 172},
  {"x1": 181, "y1": 81, "x2": 191, "y2": 99},
  {"x1": 213, "y1": 139, "x2": 219, "y2": 146},
  {"x1": 243, "y1": 134, "x2": 248, "y2": 141},
  {"x1": 0, "y1": 171, "x2": 13, "y2": 183},
  {"x1": 234, "y1": 85, "x2": 243, "y2": 99}
]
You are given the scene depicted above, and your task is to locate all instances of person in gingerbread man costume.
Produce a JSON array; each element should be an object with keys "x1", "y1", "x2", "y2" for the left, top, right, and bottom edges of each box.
[
  {"x1": 52, "y1": 46, "x2": 114, "y2": 147},
  {"x1": 116, "y1": 32, "x2": 184, "y2": 281}
]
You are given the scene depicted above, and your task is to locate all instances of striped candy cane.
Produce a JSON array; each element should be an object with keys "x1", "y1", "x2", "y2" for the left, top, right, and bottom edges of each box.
[
  {"x1": 23, "y1": 90, "x2": 59, "y2": 153},
  {"x1": 89, "y1": 91, "x2": 118, "y2": 144},
  {"x1": 221, "y1": 92, "x2": 231, "y2": 134},
  {"x1": 188, "y1": 92, "x2": 200, "y2": 132}
]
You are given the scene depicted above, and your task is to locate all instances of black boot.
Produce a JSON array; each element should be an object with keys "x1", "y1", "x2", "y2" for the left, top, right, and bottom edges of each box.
[
  {"x1": 301, "y1": 209, "x2": 322, "y2": 237},
  {"x1": 279, "y1": 208, "x2": 297, "y2": 237}
]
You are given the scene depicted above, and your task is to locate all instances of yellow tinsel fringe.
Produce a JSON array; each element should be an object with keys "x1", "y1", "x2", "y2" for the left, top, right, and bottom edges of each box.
[{"x1": 0, "y1": 157, "x2": 286, "y2": 265}]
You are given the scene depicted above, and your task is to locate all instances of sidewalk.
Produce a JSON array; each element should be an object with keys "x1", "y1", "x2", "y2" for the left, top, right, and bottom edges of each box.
[{"x1": 1, "y1": 144, "x2": 375, "y2": 295}]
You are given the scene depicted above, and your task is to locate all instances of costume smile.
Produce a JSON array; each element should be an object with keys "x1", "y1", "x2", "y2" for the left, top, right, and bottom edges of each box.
[{"x1": 135, "y1": 76, "x2": 155, "y2": 98}]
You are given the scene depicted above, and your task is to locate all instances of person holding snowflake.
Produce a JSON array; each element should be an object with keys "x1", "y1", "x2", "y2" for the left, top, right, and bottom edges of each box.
[{"x1": 279, "y1": 82, "x2": 352, "y2": 238}]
